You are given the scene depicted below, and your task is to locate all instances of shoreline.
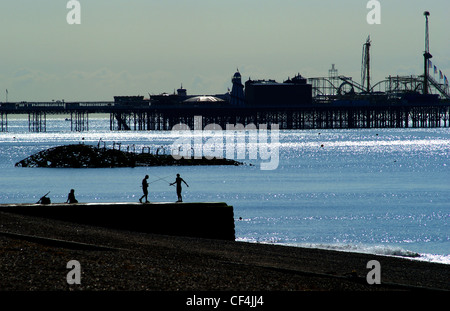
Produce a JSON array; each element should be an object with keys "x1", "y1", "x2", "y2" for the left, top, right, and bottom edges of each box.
[
  {"x1": 0, "y1": 211, "x2": 449, "y2": 292},
  {"x1": 243, "y1": 241, "x2": 450, "y2": 266}
]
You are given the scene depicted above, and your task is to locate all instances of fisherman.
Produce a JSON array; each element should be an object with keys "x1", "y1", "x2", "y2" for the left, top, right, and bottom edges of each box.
[
  {"x1": 37, "y1": 191, "x2": 51, "y2": 204},
  {"x1": 66, "y1": 189, "x2": 78, "y2": 204},
  {"x1": 169, "y1": 173, "x2": 189, "y2": 202},
  {"x1": 139, "y1": 175, "x2": 150, "y2": 203}
]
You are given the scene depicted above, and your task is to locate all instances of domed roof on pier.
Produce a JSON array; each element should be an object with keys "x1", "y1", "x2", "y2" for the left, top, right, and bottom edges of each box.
[{"x1": 183, "y1": 96, "x2": 225, "y2": 103}]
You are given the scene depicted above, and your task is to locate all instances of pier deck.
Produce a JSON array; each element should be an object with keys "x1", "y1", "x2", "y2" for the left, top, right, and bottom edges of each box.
[{"x1": 2, "y1": 101, "x2": 450, "y2": 131}]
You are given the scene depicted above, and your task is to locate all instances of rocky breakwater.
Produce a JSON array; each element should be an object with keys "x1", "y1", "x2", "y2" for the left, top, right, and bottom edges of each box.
[{"x1": 15, "y1": 144, "x2": 243, "y2": 168}]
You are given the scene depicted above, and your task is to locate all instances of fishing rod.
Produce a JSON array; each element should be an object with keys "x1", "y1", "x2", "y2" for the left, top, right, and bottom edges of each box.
[{"x1": 146, "y1": 174, "x2": 174, "y2": 186}]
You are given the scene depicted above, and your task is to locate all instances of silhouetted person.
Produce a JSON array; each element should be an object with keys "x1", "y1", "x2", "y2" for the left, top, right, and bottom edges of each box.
[
  {"x1": 170, "y1": 174, "x2": 189, "y2": 202},
  {"x1": 139, "y1": 175, "x2": 149, "y2": 203},
  {"x1": 37, "y1": 191, "x2": 51, "y2": 204},
  {"x1": 66, "y1": 189, "x2": 78, "y2": 204}
]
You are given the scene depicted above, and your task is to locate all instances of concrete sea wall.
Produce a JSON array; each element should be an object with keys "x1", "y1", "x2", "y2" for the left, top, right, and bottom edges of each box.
[{"x1": 0, "y1": 202, "x2": 235, "y2": 241}]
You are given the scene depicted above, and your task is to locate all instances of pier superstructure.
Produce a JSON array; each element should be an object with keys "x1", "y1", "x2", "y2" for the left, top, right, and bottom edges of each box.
[{"x1": 1, "y1": 11, "x2": 449, "y2": 132}]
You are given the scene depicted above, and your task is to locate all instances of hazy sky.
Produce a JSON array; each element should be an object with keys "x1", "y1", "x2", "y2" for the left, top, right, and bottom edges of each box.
[{"x1": 0, "y1": 0, "x2": 449, "y2": 102}]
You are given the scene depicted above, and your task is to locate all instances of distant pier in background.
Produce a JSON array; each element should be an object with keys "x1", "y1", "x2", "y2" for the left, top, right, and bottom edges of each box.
[
  {"x1": 1, "y1": 98, "x2": 449, "y2": 132},
  {"x1": 2, "y1": 12, "x2": 449, "y2": 132}
]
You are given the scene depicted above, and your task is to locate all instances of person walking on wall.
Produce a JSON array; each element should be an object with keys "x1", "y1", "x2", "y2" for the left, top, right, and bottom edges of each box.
[
  {"x1": 139, "y1": 175, "x2": 150, "y2": 203},
  {"x1": 170, "y1": 173, "x2": 189, "y2": 202}
]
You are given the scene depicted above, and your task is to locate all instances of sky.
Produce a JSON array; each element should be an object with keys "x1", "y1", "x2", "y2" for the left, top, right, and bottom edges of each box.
[{"x1": 0, "y1": 0, "x2": 449, "y2": 102}]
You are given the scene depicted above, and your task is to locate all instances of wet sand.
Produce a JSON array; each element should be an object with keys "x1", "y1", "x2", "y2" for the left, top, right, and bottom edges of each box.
[{"x1": 0, "y1": 211, "x2": 448, "y2": 306}]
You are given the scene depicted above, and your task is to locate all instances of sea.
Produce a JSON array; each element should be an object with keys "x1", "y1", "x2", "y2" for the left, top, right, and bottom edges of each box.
[{"x1": 0, "y1": 114, "x2": 449, "y2": 265}]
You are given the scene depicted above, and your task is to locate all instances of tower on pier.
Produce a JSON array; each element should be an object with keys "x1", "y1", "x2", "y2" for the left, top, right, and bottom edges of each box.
[
  {"x1": 361, "y1": 36, "x2": 372, "y2": 93},
  {"x1": 423, "y1": 11, "x2": 432, "y2": 95},
  {"x1": 230, "y1": 69, "x2": 245, "y2": 106}
]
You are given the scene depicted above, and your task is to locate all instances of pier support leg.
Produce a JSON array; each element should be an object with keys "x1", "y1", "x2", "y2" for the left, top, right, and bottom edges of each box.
[
  {"x1": 71, "y1": 111, "x2": 89, "y2": 132},
  {"x1": 110, "y1": 112, "x2": 131, "y2": 131},
  {"x1": 0, "y1": 112, "x2": 7, "y2": 132},
  {"x1": 28, "y1": 112, "x2": 46, "y2": 132}
]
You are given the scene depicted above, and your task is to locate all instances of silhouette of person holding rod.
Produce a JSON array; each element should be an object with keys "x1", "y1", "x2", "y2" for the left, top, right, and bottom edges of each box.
[
  {"x1": 66, "y1": 189, "x2": 78, "y2": 204},
  {"x1": 170, "y1": 174, "x2": 189, "y2": 202},
  {"x1": 37, "y1": 191, "x2": 51, "y2": 204},
  {"x1": 139, "y1": 175, "x2": 150, "y2": 203}
]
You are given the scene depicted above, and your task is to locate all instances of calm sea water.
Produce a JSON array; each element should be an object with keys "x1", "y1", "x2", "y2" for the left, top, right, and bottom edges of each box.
[{"x1": 0, "y1": 115, "x2": 449, "y2": 264}]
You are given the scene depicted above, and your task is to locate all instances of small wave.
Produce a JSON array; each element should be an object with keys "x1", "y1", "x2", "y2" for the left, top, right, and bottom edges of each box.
[
  {"x1": 308, "y1": 244, "x2": 450, "y2": 264},
  {"x1": 414, "y1": 253, "x2": 450, "y2": 265},
  {"x1": 250, "y1": 241, "x2": 450, "y2": 265},
  {"x1": 363, "y1": 245, "x2": 420, "y2": 258},
  {"x1": 287, "y1": 243, "x2": 420, "y2": 258}
]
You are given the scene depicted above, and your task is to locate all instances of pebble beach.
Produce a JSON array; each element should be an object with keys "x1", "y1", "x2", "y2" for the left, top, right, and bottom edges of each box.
[{"x1": 1, "y1": 211, "x2": 448, "y2": 294}]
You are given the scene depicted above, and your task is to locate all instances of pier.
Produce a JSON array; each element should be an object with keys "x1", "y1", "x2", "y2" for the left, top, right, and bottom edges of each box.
[
  {"x1": 1, "y1": 12, "x2": 449, "y2": 133},
  {"x1": 0, "y1": 202, "x2": 236, "y2": 241},
  {"x1": 1, "y1": 100, "x2": 450, "y2": 132}
]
